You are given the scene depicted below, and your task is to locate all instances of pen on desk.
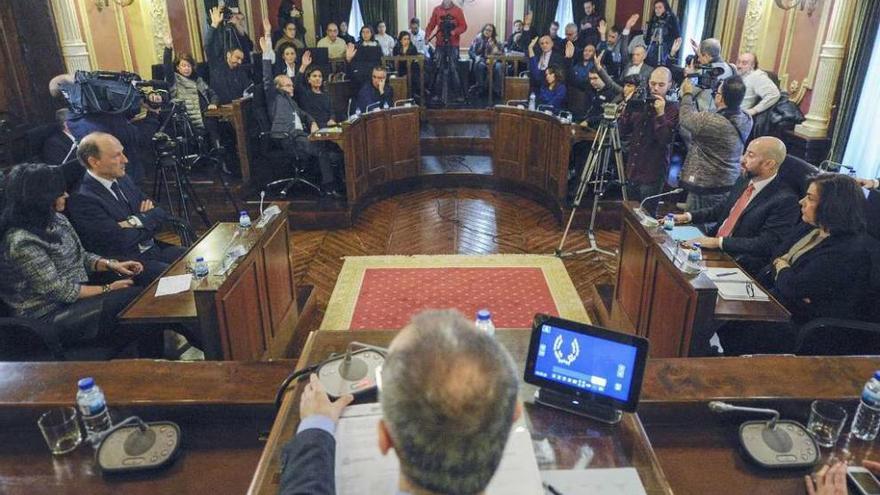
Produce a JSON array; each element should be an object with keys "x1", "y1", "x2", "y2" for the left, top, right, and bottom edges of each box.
[
  {"x1": 543, "y1": 482, "x2": 564, "y2": 495},
  {"x1": 715, "y1": 271, "x2": 738, "y2": 277}
]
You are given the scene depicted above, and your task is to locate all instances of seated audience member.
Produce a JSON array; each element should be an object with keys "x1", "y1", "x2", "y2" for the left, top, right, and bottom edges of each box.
[
  {"x1": 392, "y1": 31, "x2": 422, "y2": 88},
  {"x1": 205, "y1": 7, "x2": 252, "y2": 105},
  {"x1": 561, "y1": 23, "x2": 587, "y2": 57},
  {"x1": 338, "y1": 21, "x2": 356, "y2": 45},
  {"x1": 548, "y1": 21, "x2": 565, "y2": 52},
  {"x1": 354, "y1": 66, "x2": 395, "y2": 113},
  {"x1": 672, "y1": 137, "x2": 800, "y2": 275},
  {"x1": 537, "y1": 66, "x2": 567, "y2": 111},
  {"x1": 317, "y1": 23, "x2": 347, "y2": 60},
  {"x1": 528, "y1": 35, "x2": 564, "y2": 89},
  {"x1": 226, "y1": 10, "x2": 255, "y2": 55},
  {"x1": 67, "y1": 132, "x2": 185, "y2": 284},
  {"x1": 274, "y1": 43, "x2": 301, "y2": 78},
  {"x1": 346, "y1": 26, "x2": 383, "y2": 87},
  {"x1": 408, "y1": 17, "x2": 428, "y2": 56},
  {"x1": 356, "y1": 25, "x2": 379, "y2": 48},
  {"x1": 568, "y1": 43, "x2": 597, "y2": 91},
  {"x1": 643, "y1": 1, "x2": 681, "y2": 67},
  {"x1": 276, "y1": 1, "x2": 306, "y2": 45},
  {"x1": 505, "y1": 19, "x2": 526, "y2": 53},
  {"x1": 161, "y1": 33, "x2": 222, "y2": 149},
  {"x1": 296, "y1": 61, "x2": 336, "y2": 128},
  {"x1": 468, "y1": 23, "x2": 503, "y2": 97},
  {"x1": 278, "y1": 310, "x2": 520, "y2": 495},
  {"x1": 0, "y1": 163, "x2": 152, "y2": 352},
  {"x1": 679, "y1": 75, "x2": 753, "y2": 212},
  {"x1": 375, "y1": 22, "x2": 396, "y2": 57},
  {"x1": 597, "y1": 15, "x2": 639, "y2": 80},
  {"x1": 599, "y1": 44, "x2": 652, "y2": 92},
  {"x1": 579, "y1": 0, "x2": 602, "y2": 47},
  {"x1": 581, "y1": 68, "x2": 621, "y2": 124},
  {"x1": 260, "y1": 36, "x2": 343, "y2": 198},
  {"x1": 42, "y1": 109, "x2": 78, "y2": 166},
  {"x1": 736, "y1": 52, "x2": 780, "y2": 118},
  {"x1": 275, "y1": 19, "x2": 305, "y2": 51},
  {"x1": 619, "y1": 67, "x2": 679, "y2": 203},
  {"x1": 717, "y1": 174, "x2": 871, "y2": 355}
]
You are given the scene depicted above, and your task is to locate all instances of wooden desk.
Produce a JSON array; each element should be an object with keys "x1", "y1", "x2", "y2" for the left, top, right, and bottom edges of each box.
[
  {"x1": 0, "y1": 360, "x2": 294, "y2": 495},
  {"x1": 249, "y1": 330, "x2": 877, "y2": 495},
  {"x1": 205, "y1": 97, "x2": 253, "y2": 183},
  {"x1": 326, "y1": 80, "x2": 357, "y2": 122},
  {"x1": 610, "y1": 204, "x2": 790, "y2": 357},
  {"x1": 485, "y1": 54, "x2": 527, "y2": 106},
  {"x1": 119, "y1": 211, "x2": 304, "y2": 361}
]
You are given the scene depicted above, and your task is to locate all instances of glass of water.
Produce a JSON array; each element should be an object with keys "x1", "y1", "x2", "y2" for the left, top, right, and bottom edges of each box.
[
  {"x1": 37, "y1": 407, "x2": 82, "y2": 455},
  {"x1": 807, "y1": 400, "x2": 848, "y2": 448}
]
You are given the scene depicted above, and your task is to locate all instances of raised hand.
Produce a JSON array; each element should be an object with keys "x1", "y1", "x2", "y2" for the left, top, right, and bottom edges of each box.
[
  {"x1": 625, "y1": 13, "x2": 640, "y2": 30},
  {"x1": 598, "y1": 19, "x2": 607, "y2": 36},
  {"x1": 259, "y1": 35, "x2": 271, "y2": 54},
  {"x1": 209, "y1": 7, "x2": 222, "y2": 28},
  {"x1": 671, "y1": 37, "x2": 682, "y2": 55},
  {"x1": 528, "y1": 35, "x2": 538, "y2": 57},
  {"x1": 689, "y1": 38, "x2": 699, "y2": 54},
  {"x1": 262, "y1": 17, "x2": 272, "y2": 37},
  {"x1": 345, "y1": 43, "x2": 357, "y2": 62},
  {"x1": 300, "y1": 50, "x2": 312, "y2": 69},
  {"x1": 594, "y1": 50, "x2": 605, "y2": 71},
  {"x1": 163, "y1": 32, "x2": 173, "y2": 49}
]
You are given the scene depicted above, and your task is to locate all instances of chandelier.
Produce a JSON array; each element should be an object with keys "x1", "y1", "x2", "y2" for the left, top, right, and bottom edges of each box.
[
  {"x1": 95, "y1": 0, "x2": 135, "y2": 12},
  {"x1": 774, "y1": 0, "x2": 820, "y2": 17}
]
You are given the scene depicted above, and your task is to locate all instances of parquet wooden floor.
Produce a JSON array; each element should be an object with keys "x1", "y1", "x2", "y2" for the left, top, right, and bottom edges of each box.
[{"x1": 287, "y1": 188, "x2": 620, "y2": 350}]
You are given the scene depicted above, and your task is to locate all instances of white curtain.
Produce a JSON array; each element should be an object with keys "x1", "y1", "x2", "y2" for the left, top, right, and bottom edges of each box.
[
  {"x1": 679, "y1": 0, "x2": 707, "y2": 65},
  {"x1": 843, "y1": 21, "x2": 880, "y2": 180},
  {"x1": 554, "y1": 0, "x2": 574, "y2": 32},
  {"x1": 349, "y1": 0, "x2": 365, "y2": 41}
]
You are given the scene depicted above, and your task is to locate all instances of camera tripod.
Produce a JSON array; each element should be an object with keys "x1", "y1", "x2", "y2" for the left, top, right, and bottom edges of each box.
[
  {"x1": 427, "y1": 29, "x2": 465, "y2": 106},
  {"x1": 555, "y1": 104, "x2": 628, "y2": 258}
]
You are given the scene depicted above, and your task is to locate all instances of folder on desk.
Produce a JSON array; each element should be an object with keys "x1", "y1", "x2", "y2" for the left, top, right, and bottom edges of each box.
[
  {"x1": 671, "y1": 226, "x2": 704, "y2": 242},
  {"x1": 714, "y1": 281, "x2": 770, "y2": 301}
]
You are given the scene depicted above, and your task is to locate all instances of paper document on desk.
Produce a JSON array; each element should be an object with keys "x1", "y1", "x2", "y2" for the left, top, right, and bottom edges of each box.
[
  {"x1": 705, "y1": 267, "x2": 750, "y2": 283},
  {"x1": 334, "y1": 403, "x2": 544, "y2": 495},
  {"x1": 541, "y1": 468, "x2": 646, "y2": 495},
  {"x1": 715, "y1": 281, "x2": 770, "y2": 301},
  {"x1": 670, "y1": 225, "x2": 704, "y2": 242},
  {"x1": 154, "y1": 274, "x2": 192, "y2": 297}
]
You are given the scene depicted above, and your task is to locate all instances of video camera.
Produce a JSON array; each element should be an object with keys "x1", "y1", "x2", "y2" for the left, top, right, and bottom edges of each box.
[
  {"x1": 439, "y1": 14, "x2": 457, "y2": 41},
  {"x1": 684, "y1": 55, "x2": 730, "y2": 92},
  {"x1": 62, "y1": 71, "x2": 169, "y2": 117},
  {"x1": 620, "y1": 75, "x2": 656, "y2": 113}
]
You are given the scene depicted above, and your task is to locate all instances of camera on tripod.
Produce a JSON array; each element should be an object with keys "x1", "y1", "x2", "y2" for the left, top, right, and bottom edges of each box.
[{"x1": 439, "y1": 14, "x2": 457, "y2": 41}]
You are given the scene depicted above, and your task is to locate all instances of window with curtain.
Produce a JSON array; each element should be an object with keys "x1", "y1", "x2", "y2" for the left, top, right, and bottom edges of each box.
[
  {"x1": 359, "y1": 0, "x2": 397, "y2": 35},
  {"x1": 349, "y1": 0, "x2": 365, "y2": 39},
  {"x1": 842, "y1": 20, "x2": 880, "y2": 180},
  {"x1": 554, "y1": 0, "x2": 574, "y2": 32},
  {"x1": 529, "y1": 0, "x2": 559, "y2": 37},
  {"x1": 679, "y1": 0, "x2": 707, "y2": 65}
]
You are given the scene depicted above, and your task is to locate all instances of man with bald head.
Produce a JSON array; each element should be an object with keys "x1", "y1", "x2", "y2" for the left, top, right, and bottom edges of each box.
[
  {"x1": 671, "y1": 136, "x2": 801, "y2": 274},
  {"x1": 67, "y1": 132, "x2": 185, "y2": 284},
  {"x1": 278, "y1": 309, "x2": 520, "y2": 494},
  {"x1": 618, "y1": 66, "x2": 679, "y2": 204}
]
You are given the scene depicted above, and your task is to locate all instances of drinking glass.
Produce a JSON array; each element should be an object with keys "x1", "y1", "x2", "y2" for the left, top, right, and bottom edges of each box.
[
  {"x1": 807, "y1": 400, "x2": 848, "y2": 448},
  {"x1": 37, "y1": 407, "x2": 82, "y2": 455}
]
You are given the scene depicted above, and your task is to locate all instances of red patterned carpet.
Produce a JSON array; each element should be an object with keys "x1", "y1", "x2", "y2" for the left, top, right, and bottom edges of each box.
[{"x1": 321, "y1": 255, "x2": 589, "y2": 330}]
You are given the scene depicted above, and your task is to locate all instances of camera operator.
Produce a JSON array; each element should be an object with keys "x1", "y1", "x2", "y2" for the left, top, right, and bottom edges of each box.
[
  {"x1": 161, "y1": 33, "x2": 222, "y2": 150},
  {"x1": 205, "y1": 6, "x2": 252, "y2": 105},
  {"x1": 619, "y1": 67, "x2": 679, "y2": 203},
  {"x1": 426, "y1": 0, "x2": 468, "y2": 103},
  {"x1": 580, "y1": 68, "x2": 621, "y2": 126},
  {"x1": 683, "y1": 38, "x2": 734, "y2": 112},
  {"x1": 679, "y1": 75, "x2": 753, "y2": 214}
]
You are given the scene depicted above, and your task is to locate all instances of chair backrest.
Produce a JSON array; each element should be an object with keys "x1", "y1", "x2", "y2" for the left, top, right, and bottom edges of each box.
[{"x1": 777, "y1": 155, "x2": 819, "y2": 198}]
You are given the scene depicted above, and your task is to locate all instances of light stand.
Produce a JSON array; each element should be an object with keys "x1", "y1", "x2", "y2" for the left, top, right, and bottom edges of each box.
[{"x1": 555, "y1": 103, "x2": 628, "y2": 258}]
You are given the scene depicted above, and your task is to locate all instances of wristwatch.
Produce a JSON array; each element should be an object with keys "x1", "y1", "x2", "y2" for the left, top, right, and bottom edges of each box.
[
  {"x1": 102, "y1": 284, "x2": 111, "y2": 294},
  {"x1": 126, "y1": 215, "x2": 138, "y2": 227},
  {"x1": 106, "y1": 259, "x2": 119, "y2": 271}
]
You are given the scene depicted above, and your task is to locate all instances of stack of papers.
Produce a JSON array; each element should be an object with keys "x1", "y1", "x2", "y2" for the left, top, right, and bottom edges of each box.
[
  {"x1": 541, "y1": 468, "x2": 647, "y2": 495},
  {"x1": 154, "y1": 274, "x2": 193, "y2": 297},
  {"x1": 705, "y1": 268, "x2": 769, "y2": 301}
]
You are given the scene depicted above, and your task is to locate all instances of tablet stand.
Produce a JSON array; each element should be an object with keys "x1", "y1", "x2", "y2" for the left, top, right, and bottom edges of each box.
[{"x1": 534, "y1": 388, "x2": 623, "y2": 424}]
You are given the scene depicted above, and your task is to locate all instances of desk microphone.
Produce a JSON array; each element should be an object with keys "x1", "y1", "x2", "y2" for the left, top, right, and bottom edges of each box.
[
  {"x1": 708, "y1": 401, "x2": 819, "y2": 469},
  {"x1": 637, "y1": 188, "x2": 683, "y2": 226},
  {"x1": 365, "y1": 101, "x2": 383, "y2": 113},
  {"x1": 537, "y1": 104, "x2": 556, "y2": 115},
  {"x1": 819, "y1": 159, "x2": 855, "y2": 174},
  {"x1": 505, "y1": 99, "x2": 528, "y2": 108},
  {"x1": 316, "y1": 341, "x2": 387, "y2": 400},
  {"x1": 394, "y1": 99, "x2": 416, "y2": 107}
]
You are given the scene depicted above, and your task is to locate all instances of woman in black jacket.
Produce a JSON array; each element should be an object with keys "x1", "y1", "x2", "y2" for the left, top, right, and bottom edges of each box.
[
  {"x1": 644, "y1": 0, "x2": 681, "y2": 67},
  {"x1": 718, "y1": 174, "x2": 871, "y2": 355}
]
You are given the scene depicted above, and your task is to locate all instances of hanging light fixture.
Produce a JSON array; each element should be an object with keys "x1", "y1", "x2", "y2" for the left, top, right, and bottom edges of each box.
[
  {"x1": 95, "y1": 0, "x2": 136, "y2": 12},
  {"x1": 774, "y1": 0, "x2": 820, "y2": 17}
]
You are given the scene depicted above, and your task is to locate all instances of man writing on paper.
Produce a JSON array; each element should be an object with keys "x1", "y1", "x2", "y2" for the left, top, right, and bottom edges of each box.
[
  {"x1": 278, "y1": 310, "x2": 521, "y2": 495},
  {"x1": 669, "y1": 136, "x2": 800, "y2": 275}
]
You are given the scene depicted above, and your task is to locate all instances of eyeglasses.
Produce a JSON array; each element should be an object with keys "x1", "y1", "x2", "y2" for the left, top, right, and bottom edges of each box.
[{"x1": 745, "y1": 282, "x2": 755, "y2": 298}]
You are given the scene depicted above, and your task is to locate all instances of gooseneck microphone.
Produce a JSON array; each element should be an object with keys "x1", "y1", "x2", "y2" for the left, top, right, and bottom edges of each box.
[
  {"x1": 708, "y1": 401, "x2": 780, "y2": 430},
  {"x1": 365, "y1": 101, "x2": 383, "y2": 113},
  {"x1": 636, "y1": 188, "x2": 683, "y2": 226}
]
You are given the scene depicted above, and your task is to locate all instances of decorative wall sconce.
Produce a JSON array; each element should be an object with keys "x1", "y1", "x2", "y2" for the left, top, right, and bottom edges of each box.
[
  {"x1": 774, "y1": 0, "x2": 820, "y2": 17},
  {"x1": 95, "y1": 0, "x2": 135, "y2": 12}
]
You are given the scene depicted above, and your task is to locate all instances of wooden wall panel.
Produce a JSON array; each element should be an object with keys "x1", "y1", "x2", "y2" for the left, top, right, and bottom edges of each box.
[
  {"x1": 492, "y1": 111, "x2": 523, "y2": 181},
  {"x1": 643, "y1": 257, "x2": 693, "y2": 358},
  {"x1": 523, "y1": 115, "x2": 550, "y2": 188},
  {"x1": 365, "y1": 116, "x2": 390, "y2": 186},
  {"x1": 261, "y1": 223, "x2": 297, "y2": 335},
  {"x1": 220, "y1": 261, "x2": 269, "y2": 360},
  {"x1": 388, "y1": 110, "x2": 420, "y2": 180}
]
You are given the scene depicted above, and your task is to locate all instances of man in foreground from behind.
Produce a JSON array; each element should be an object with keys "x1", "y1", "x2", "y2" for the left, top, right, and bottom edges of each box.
[{"x1": 279, "y1": 309, "x2": 521, "y2": 495}]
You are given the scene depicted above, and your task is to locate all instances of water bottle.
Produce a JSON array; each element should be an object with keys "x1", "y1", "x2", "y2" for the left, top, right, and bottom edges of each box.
[
  {"x1": 475, "y1": 309, "x2": 496, "y2": 337},
  {"x1": 848, "y1": 168, "x2": 858, "y2": 179},
  {"x1": 193, "y1": 256, "x2": 209, "y2": 279},
  {"x1": 664, "y1": 213, "x2": 675, "y2": 231},
  {"x1": 851, "y1": 371, "x2": 880, "y2": 441},
  {"x1": 687, "y1": 242, "x2": 702, "y2": 262},
  {"x1": 239, "y1": 210, "x2": 252, "y2": 230},
  {"x1": 528, "y1": 93, "x2": 536, "y2": 111},
  {"x1": 76, "y1": 377, "x2": 112, "y2": 441}
]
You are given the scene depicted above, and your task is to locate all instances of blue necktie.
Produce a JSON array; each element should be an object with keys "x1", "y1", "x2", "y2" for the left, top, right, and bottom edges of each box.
[{"x1": 110, "y1": 182, "x2": 131, "y2": 213}]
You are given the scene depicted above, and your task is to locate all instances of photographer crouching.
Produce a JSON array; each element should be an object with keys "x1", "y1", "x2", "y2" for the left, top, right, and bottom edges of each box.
[
  {"x1": 426, "y1": 0, "x2": 468, "y2": 106},
  {"x1": 619, "y1": 67, "x2": 679, "y2": 208}
]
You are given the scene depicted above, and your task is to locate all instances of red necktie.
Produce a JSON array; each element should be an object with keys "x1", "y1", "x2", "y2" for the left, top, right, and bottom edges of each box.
[{"x1": 717, "y1": 182, "x2": 755, "y2": 238}]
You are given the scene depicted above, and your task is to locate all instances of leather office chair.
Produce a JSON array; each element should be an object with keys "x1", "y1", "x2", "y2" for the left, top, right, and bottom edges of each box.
[
  {"x1": 257, "y1": 131, "x2": 320, "y2": 197},
  {"x1": 777, "y1": 155, "x2": 819, "y2": 198}
]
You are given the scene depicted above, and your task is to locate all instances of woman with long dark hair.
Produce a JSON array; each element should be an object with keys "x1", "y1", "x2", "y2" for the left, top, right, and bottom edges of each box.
[
  {"x1": 274, "y1": 42, "x2": 301, "y2": 78},
  {"x1": 275, "y1": 20, "x2": 306, "y2": 51},
  {"x1": 537, "y1": 65, "x2": 567, "y2": 111},
  {"x1": 393, "y1": 31, "x2": 422, "y2": 89},
  {"x1": 468, "y1": 23, "x2": 503, "y2": 97},
  {"x1": 0, "y1": 163, "x2": 155, "y2": 354},
  {"x1": 644, "y1": 0, "x2": 681, "y2": 67}
]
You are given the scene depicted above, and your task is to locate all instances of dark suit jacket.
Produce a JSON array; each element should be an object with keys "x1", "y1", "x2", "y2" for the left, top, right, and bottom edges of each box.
[
  {"x1": 67, "y1": 173, "x2": 168, "y2": 259},
  {"x1": 762, "y1": 223, "x2": 872, "y2": 323},
  {"x1": 690, "y1": 174, "x2": 800, "y2": 273},
  {"x1": 261, "y1": 60, "x2": 317, "y2": 138},
  {"x1": 41, "y1": 131, "x2": 76, "y2": 165},
  {"x1": 278, "y1": 428, "x2": 335, "y2": 495},
  {"x1": 529, "y1": 51, "x2": 565, "y2": 87}
]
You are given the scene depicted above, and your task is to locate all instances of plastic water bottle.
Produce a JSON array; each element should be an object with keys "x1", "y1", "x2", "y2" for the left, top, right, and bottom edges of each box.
[
  {"x1": 848, "y1": 168, "x2": 858, "y2": 179},
  {"x1": 239, "y1": 210, "x2": 252, "y2": 230},
  {"x1": 851, "y1": 371, "x2": 880, "y2": 441},
  {"x1": 475, "y1": 309, "x2": 496, "y2": 337},
  {"x1": 528, "y1": 93, "x2": 536, "y2": 111},
  {"x1": 76, "y1": 377, "x2": 112, "y2": 441},
  {"x1": 664, "y1": 213, "x2": 675, "y2": 231},
  {"x1": 688, "y1": 242, "x2": 702, "y2": 262},
  {"x1": 193, "y1": 256, "x2": 209, "y2": 279}
]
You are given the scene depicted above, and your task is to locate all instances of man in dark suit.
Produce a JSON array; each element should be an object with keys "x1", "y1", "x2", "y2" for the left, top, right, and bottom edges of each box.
[
  {"x1": 671, "y1": 136, "x2": 801, "y2": 274},
  {"x1": 278, "y1": 310, "x2": 520, "y2": 495},
  {"x1": 353, "y1": 66, "x2": 395, "y2": 114},
  {"x1": 67, "y1": 132, "x2": 185, "y2": 284},
  {"x1": 596, "y1": 44, "x2": 653, "y2": 92}
]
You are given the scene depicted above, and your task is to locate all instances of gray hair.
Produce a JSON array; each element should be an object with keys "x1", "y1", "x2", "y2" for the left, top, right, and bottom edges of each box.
[
  {"x1": 380, "y1": 310, "x2": 519, "y2": 495},
  {"x1": 699, "y1": 38, "x2": 722, "y2": 61},
  {"x1": 76, "y1": 132, "x2": 111, "y2": 169}
]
